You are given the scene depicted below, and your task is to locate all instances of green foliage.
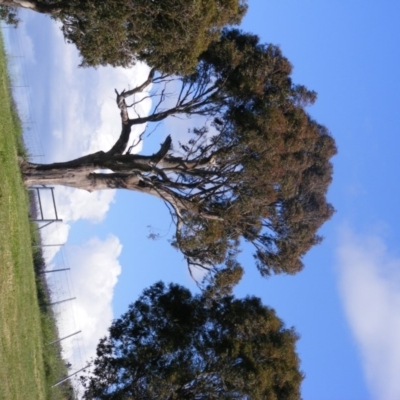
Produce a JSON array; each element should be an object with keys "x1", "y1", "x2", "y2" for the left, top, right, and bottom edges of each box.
[
  {"x1": 1, "y1": 0, "x2": 247, "y2": 74},
  {"x1": 0, "y1": 6, "x2": 19, "y2": 26},
  {"x1": 202, "y1": 262, "x2": 244, "y2": 301},
  {"x1": 18, "y1": 27, "x2": 335, "y2": 278},
  {"x1": 82, "y1": 282, "x2": 303, "y2": 399},
  {"x1": 62, "y1": 0, "x2": 247, "y2": 73},
  {"x1": 173, "y1": 29, "x2": 336, "y2": 276}
]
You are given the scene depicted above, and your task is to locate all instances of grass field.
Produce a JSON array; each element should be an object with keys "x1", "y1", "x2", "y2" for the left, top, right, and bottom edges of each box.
[{"x1": 0, "y1": 33, "x2": 72, "y2": 400}]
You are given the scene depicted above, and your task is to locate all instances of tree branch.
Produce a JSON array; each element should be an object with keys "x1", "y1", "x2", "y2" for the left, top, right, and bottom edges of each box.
[{"x1": 106, "y1": 68, "x2": 156, "y2": 156}]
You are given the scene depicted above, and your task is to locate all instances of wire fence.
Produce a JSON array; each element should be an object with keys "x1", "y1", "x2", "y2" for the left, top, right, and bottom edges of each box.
[
  {"x1": 2, "y1": 21, "x2": 89, "y2": 391},
  {"x1": 2, "y1": 26, "x2": 45, "y2": 162}
]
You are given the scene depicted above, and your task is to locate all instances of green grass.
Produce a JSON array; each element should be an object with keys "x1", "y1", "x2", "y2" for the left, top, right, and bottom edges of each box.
[{"x1": 0, "y1": 33, "x2": 73, "y2": 400}]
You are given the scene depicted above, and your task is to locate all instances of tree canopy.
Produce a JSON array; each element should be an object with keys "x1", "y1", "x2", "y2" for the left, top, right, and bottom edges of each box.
[
  {"x1": 81, "y1": 280, "x2": 303, "y2": 399},
  {"x1": 0, "y1": 0, "x2": 247, "y2": 74},
  {"x1": 20, "y1": 29, "x2": 336, "y2": 277}
]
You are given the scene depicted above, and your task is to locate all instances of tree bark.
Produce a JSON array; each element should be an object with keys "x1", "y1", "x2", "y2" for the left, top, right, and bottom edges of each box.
[
  {"x1": 18, "y1": 70, "x2": 224, "y2": 224},
  {"x1": 19, "y1": 139, "x2": 201, "y2": 221},
  {"x1": 23, "y1": 164, "x2": 200, "y2": 220}
]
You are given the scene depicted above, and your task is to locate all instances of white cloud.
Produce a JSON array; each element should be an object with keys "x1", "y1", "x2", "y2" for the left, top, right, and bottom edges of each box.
[
  {"x1": 39, "y1": 222, "x2": 71, "y2": 264},
  {"x1": 48, "y1": 21, "x2": 152, "y2": 161},
  {"x1": 27, "y1": 23, "x2": 150, "y2": 379},
  {"x1": 336, "y1": 227, "x2": 400, "y2": 400},
  {"x1": 29, "y1": 20, "x2": 154, "y2": 257},
  {"x1": 32, "y1": 185, "x2": 115, "y2": 267},
  {"x1": 54, "y1": 187, "x2": 115, "y2": 223},
  {"x1": 26, "y1": 17, "x2": 154, "y2": 266},
  {"x1": 50, "y1": 236, "x2": 122, "y2": 370}
]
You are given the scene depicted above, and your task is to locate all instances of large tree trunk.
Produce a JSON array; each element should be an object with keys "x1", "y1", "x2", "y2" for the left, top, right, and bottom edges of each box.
[
  {"x1": 19, "y1": 149, "x2": 201, "y2": 220},
  {"x1": 18, "y1": 69, "x2": 223, "y2": 225}
]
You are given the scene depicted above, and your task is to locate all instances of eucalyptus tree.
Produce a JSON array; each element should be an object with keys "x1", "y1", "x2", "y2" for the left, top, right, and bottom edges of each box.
[
  {"x1": 0, "y1": 0, "x2": 247, "y2": 73},
  {"x1": 20, "y1": 30, "x2": 336, "y2": 276},
  {"x1": 81, "y1": 280, "x2": 303, "y2": 400}
]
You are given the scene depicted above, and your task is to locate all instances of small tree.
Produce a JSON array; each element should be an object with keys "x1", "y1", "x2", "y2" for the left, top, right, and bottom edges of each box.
[
  {"x1": 20, "y1": 30, "x2": 336, "y2": 276},
  {"x1": 0, "y1": 0, "x2": 247, "y2": 74},
  {"x1": 81, "y1": 280, "x2": 303, "y2": 399}
]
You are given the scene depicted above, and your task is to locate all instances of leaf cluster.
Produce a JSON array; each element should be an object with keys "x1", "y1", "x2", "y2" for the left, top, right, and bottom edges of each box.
[
  {"x1": 0, "y1": 6, "x2": 19, "y2": 26},
  {"x1": 53, "y1": 0, "x2": 247, "y2": 74},
  {"x1": 82, "y1": 281, "x2": 303, "y2": 400},
  {"x1": 171, "y1": 30, "x2": 336, "y2": 276}
]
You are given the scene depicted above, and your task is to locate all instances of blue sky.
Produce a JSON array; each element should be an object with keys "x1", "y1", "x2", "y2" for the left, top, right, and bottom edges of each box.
[{"x1": 3, "y1": 1, "x2": 400, "y2": 399}]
